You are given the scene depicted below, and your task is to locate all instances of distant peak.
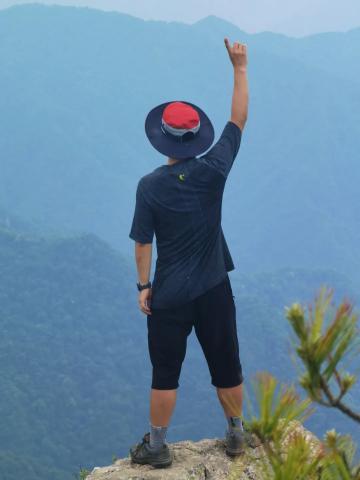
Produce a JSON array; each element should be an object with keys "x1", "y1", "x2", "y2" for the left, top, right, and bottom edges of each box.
[
  {"x1": 193, "y1": 14, "x2": 249, "y2": 36},
  {"x1": 194, "y1": 14, "x2": 240, "y2": 29},
  {"x1": 194, "y1": 14, "x2": 223, "y2": 23}
]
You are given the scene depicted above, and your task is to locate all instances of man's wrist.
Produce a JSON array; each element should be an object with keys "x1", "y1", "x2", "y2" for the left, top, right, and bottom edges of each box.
[{"x1": 234, "y1": 65, "x2": 247, "y2": 73}]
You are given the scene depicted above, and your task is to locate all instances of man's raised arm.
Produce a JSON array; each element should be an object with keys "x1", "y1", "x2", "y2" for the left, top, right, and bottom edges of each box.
[
  {"x1": 224, "y1": 38, "x2": 248, "y2": 131},
  {"x1": 196, "y1": 38, "x2": 248, "y2": 179}
]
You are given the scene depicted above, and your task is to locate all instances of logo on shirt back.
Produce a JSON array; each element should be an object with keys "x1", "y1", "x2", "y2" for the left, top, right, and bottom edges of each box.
[{"x1": 178, "y1": 173, "x2": 186, "y2": 181}]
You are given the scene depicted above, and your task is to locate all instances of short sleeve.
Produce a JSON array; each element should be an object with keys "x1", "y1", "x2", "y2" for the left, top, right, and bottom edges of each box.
[
  {"x1": 129, "y1": 181, "x2": 155, "y2": 244},
  {"x1": 198, "y1": 121, "x2": 242, "y2": 179}
]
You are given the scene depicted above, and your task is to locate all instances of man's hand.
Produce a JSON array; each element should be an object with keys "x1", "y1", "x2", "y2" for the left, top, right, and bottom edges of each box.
[
  {"x1": 139, "y1": 287, "x2": 152, "y2": 315},
  {"x1": 224, "y1": 37, "x2": 247, "y2": 71}
]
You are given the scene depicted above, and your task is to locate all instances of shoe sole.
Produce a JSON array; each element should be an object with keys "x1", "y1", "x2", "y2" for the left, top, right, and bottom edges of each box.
[
  {"x1": 225, "y1": 437, "x2": 261, "y2": 454},
  {"x1": 225, "y1": 447, "x2": 245, "y2": 457},
  {"x1": 131, "y1": 457, "x2": 173, "y2": 468},
  {"x1": 153, "y1": 459, "x2": 173, "y2": 468}
]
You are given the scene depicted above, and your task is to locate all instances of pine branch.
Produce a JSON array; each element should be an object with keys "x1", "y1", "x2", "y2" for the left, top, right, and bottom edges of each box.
[{"x1": 320, "y1": 374, "x2": 360, "y2": 423}]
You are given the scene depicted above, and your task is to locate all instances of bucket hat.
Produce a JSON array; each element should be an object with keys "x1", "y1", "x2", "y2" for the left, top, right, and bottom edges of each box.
[{"x1": 145, "y1": 100, "x2": 215, "y2": 159}]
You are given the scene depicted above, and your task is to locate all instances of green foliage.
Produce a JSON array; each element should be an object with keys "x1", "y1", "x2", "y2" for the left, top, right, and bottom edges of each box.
[
  {"x1": 245, "y1": 372, "x2": 314, "y2": 441},
  {"x1": 74, "y1": 468, "x2": 91, "y2": 480},
  {"x1": 320, "y1": 430, "x2": 360, "y2": 480},
  {"x1": 242, "y1": 373, "x2": 322, "y2": 480},
  {"x1": 286, "y1": 286, "x2": 360, "y2": 421},
  {"x1": 234, "y1": 289, "x2": 360, "y2": 480},
  {"x1": 236, "y1": 373, "x2": 360, "y2": 479}
]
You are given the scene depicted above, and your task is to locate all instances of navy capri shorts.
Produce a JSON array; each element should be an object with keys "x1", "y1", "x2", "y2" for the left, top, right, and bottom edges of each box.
[{"x1": 147, "y1": 273, "x2": 244, "y2": 390}]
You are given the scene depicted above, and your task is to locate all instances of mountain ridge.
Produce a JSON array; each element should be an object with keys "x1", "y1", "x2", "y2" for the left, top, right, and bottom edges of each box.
[
  {"x1": 3, "y1": 3, "x2": 360, "y2": 39},
  {"x1": 0, "y1": 4, "x2": 359, "y2": 283}
]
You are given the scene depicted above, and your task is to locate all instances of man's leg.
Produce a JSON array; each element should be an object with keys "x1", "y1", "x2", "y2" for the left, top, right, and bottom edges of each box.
[
  {"x1": 150, "y1": 388, "x2": 177, "y2": 426},
  {"x1": 216, "y1": 383, "x2": 243, "y2": 418},
  {"x1": 216, "y1": 384, "x2": 244, "y2": 437},
  {"x1": 146, "y1": 388, "x2": 177, "y2": 451},
  {"x1": 146, "y1": 303, "x2": 193, "y2": 450},
  {"x1": 193, "y1": 275, "x2": 245, "y2": 434},
  {"x1": 130, "y1": 305, "x2": 192, "y2": 464}
]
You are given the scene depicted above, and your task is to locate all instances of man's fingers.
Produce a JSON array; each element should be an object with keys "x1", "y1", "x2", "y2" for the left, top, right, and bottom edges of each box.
[
  {"x1": 233, "y1": 42, "x2": 246, "y2": 50},
  {"x1": 139, "y1": 299, "x2": 151, "y2": 315},
  {"x1": 138, "y1": 290, "x2": 152, "y2": 314},
  {"x1": 224, "y1": 37, "x2": 231, "y2": 53},
  {"x1": 225, "y1": 38, "x2": 247, "y2": 54}
]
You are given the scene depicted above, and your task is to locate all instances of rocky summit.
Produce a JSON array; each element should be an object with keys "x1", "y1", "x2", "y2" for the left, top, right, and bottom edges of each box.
[{"x1": 85, "y1": 420, "x2": 321, "y2": 480}]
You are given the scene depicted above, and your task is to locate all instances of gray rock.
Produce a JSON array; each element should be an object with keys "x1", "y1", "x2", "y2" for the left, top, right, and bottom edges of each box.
[{"x1": 85, "y1": 421, "x2": 321, "y2": 480}]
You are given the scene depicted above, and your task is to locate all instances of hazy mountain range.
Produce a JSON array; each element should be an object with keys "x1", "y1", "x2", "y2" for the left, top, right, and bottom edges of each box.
[
  {"x1": 0, "y1": 4, "x2": 359, "y2": 284},
  {"x1": 0, "y1": 5, "x2": 359, "y2": 479},
  {"x1": 1, "y1": 0, "x2": 360, "y2": 36},
  {"x1": 0, "y1": 218, "x2": 359, "y2": 480}
]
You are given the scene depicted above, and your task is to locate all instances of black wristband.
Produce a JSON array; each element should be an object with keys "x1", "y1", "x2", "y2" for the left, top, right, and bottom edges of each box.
[{"x1": 137, "y1": 281, "x2": 152, "y2": 291}]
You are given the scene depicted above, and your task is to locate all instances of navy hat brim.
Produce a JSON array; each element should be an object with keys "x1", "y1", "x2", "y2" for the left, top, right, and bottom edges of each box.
[{"x1": 145, "y1": 100, "x2": 215, "y2": 159}]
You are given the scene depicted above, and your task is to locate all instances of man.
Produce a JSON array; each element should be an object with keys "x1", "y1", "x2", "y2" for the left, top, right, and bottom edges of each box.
[{"x1": 128, "y1": 37, "x2": 250, "y2": 468}]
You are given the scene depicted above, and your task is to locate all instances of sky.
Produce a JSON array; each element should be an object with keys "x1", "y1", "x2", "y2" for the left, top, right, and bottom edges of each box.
[{"x1": 0, "y1": 0, "x2": 359, "y2": 37}]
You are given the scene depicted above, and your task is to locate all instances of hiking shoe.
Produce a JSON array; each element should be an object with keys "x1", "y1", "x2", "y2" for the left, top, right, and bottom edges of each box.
[
  {"x1": 225, "y1": 428, "x2": 246, "y2": 456},
  {"x1": 129, "y1": 432, "x2": 173, "y2": 468},
  {"x1": 225, "y1": 427, "x2": 262, "y2": 456}
]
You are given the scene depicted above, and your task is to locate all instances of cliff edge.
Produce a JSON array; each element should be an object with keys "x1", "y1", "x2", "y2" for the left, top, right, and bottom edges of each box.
[{"x1": 86, "y1": 420, "x2": 320, "y2": 480}]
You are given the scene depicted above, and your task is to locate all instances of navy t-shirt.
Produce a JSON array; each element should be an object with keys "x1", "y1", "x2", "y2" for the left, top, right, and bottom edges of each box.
[{"x1": 129, "y1": 120, "x2": 242, "y2": 309}]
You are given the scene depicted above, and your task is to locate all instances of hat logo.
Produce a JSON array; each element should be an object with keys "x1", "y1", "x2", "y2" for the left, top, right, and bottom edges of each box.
[{"x1": 179, "y1": 173, "x2": 186, "y2": 181}]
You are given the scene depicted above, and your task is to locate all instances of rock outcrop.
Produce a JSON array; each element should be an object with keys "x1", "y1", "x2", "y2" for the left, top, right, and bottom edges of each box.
[{"x1": 86, "y1": 420, "x2": 321, "y2": 480}]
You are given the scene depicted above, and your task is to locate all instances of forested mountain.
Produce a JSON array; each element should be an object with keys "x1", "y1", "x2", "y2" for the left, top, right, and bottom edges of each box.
[
  {"x1": 0, "y1": 5, "x2": 359, "y2": 479},
  {"x1": 0, "y1": 224, "x2": 358, "y2": 479},
  {"x1": 0, "y1": 4, "x2": 359, "y2": 283}
]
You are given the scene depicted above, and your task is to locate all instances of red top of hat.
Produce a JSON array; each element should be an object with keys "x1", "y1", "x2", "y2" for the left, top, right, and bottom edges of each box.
[{"x1": 162, "y1": 102, "x2": 200, "y2": 130}]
